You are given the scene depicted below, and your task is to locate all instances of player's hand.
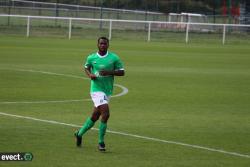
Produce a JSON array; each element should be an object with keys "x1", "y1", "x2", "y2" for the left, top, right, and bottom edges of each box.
[
  {"x1": 99, "y1": 70, "x2": 113, "y2": 76},
  {"x1": 89, "y1": 74, "x2": 97, "y2": 80}
]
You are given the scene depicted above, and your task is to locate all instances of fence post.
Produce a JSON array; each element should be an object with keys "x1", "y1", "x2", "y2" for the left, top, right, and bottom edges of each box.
[
  {"x1": 147, "y1": 22, "x2": 151, "y2": 42},
  {"x1": 185, "y1": 23, "x2": 189, "y2": 43},
  {"x1": 26, "y1": 16, "x2": 30, "y2": 37},
  {"x1": 109, "y1": 20, "x2": 112, "y2": 40},
  {"x1": 222, "y1": 25, "x2": 226, "y2": 45},
  {"x1": 68, "y1": 18, "x2": 72, "y2": 40},
  {"x1": 7, "y1": 0, "x2": 11, "y2": 26},
  {"x1": 99, "y1": 0, "x2": 104, "y2": 30}
]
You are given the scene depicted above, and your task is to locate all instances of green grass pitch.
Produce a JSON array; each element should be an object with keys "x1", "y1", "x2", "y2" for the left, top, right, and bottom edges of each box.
[{"x1": 0, "y1": 36, "x2": 250, "y2": 167}]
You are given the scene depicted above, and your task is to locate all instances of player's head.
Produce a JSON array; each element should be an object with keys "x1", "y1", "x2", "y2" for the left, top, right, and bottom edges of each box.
[{"x1": 97, "y1": 37, "x2": 109, "y2": 52}]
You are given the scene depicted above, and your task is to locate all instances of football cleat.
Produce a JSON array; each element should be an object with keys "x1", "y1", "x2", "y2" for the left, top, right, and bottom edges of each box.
[
  {"x1": 98, "y1": 142, "x2": 106, "y2": 152},
  {"x1": 74, "y1": 131, "x2": 82, "y2": 147}
]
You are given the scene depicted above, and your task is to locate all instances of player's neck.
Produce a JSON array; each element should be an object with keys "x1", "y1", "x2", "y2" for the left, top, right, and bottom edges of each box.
[{"x1": 98, "y1": 50, "x2": 107, "y2": 56}]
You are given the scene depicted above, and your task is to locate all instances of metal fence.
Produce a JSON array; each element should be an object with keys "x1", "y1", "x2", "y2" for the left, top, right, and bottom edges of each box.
[
  {"x1": 1, "y1": 0, "x2": 250, "y2": 24},
  {"x1": 0, "y1": 14, "x2": 249, "y2": 44},
  {"x1": 0, "y1": 0, "x2": 168, "y2": 21}
]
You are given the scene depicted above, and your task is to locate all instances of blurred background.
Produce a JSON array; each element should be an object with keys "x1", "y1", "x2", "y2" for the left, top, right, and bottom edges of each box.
[
  {"x1": 0, "y1": 0, "x2": 249, "y2": 43},
  {"x1": 0, "y1": 0, "x2": 249, "y2": 24}
]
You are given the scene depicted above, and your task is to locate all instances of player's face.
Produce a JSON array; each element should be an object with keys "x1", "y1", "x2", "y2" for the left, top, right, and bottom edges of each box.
[{"x1": 98, "y1": 39, "x2": 109, "y2": 52}]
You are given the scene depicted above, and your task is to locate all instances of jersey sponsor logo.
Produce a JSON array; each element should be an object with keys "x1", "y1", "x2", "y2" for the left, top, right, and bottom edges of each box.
[{"x1": 99, "y1": 64, "x2": 105, "y2": 68}]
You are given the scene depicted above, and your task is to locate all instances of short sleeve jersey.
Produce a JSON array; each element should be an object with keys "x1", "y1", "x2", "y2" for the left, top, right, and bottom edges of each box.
[{"x1": 84, "y1": 51, "x2": 124, "y2": 96}]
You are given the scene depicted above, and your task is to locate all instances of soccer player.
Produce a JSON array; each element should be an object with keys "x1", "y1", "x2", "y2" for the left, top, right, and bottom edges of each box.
[{"x1": 74, "y1": 37, "x2": 125, "y2": 151}]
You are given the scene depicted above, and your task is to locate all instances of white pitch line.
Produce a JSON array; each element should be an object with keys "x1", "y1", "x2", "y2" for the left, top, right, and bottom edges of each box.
[
  {"x1": 12, "y1": 69, "x2": 89, "y2": 80},
  {"x1": 0, "y1": 99, "x2": 91, "y2": 104},
  {"x1": 0, "y1": 111, "x2": 249, "y2": 159},
  {"x1": 0, "y1": 68, "x2": 128, "y2": 104}
]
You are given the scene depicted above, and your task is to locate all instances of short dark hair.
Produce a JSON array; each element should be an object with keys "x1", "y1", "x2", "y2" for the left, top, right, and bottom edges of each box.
[{"x1": 98, "y1": 36, "x2": 109, "y2": 44}]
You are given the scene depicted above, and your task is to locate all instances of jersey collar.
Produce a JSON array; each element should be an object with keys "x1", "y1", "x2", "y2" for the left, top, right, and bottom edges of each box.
[{"x1": 97, "y1": 51, "x2": 108, "y2": 58}]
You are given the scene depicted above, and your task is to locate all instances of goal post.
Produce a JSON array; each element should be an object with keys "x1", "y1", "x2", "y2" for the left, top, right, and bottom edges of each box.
[{"x1": 169, "y1": 12, "x2": 207, "y2": 23}]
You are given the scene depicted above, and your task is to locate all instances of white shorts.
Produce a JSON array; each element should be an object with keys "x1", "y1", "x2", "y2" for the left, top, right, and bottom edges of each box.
[{"x1": 90, "y1": 91, "x2": 110, "y2": 107}]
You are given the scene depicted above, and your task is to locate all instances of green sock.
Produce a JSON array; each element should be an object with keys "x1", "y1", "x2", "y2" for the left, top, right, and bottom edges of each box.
[
  {"x1": 98, "y1": 121, "x2": 107, "y2": 144},
  {"x1": 78, "y1": 117, "x2": 95, "y2": 137}
]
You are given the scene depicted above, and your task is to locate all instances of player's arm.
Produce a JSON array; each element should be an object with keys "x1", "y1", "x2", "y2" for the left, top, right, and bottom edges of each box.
[
  {"x1": 84, "y1": 66, "x2": 97, "y2": 80},
  {"x1": 99, "y1": 69, "x2": 125, "y2": 76},
  {"x1": 114, "y1": 69, "x2": 125, "y2": 76},
  {"x1": 100, "y1": 56, "x2": 125, "y2": 76}
]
